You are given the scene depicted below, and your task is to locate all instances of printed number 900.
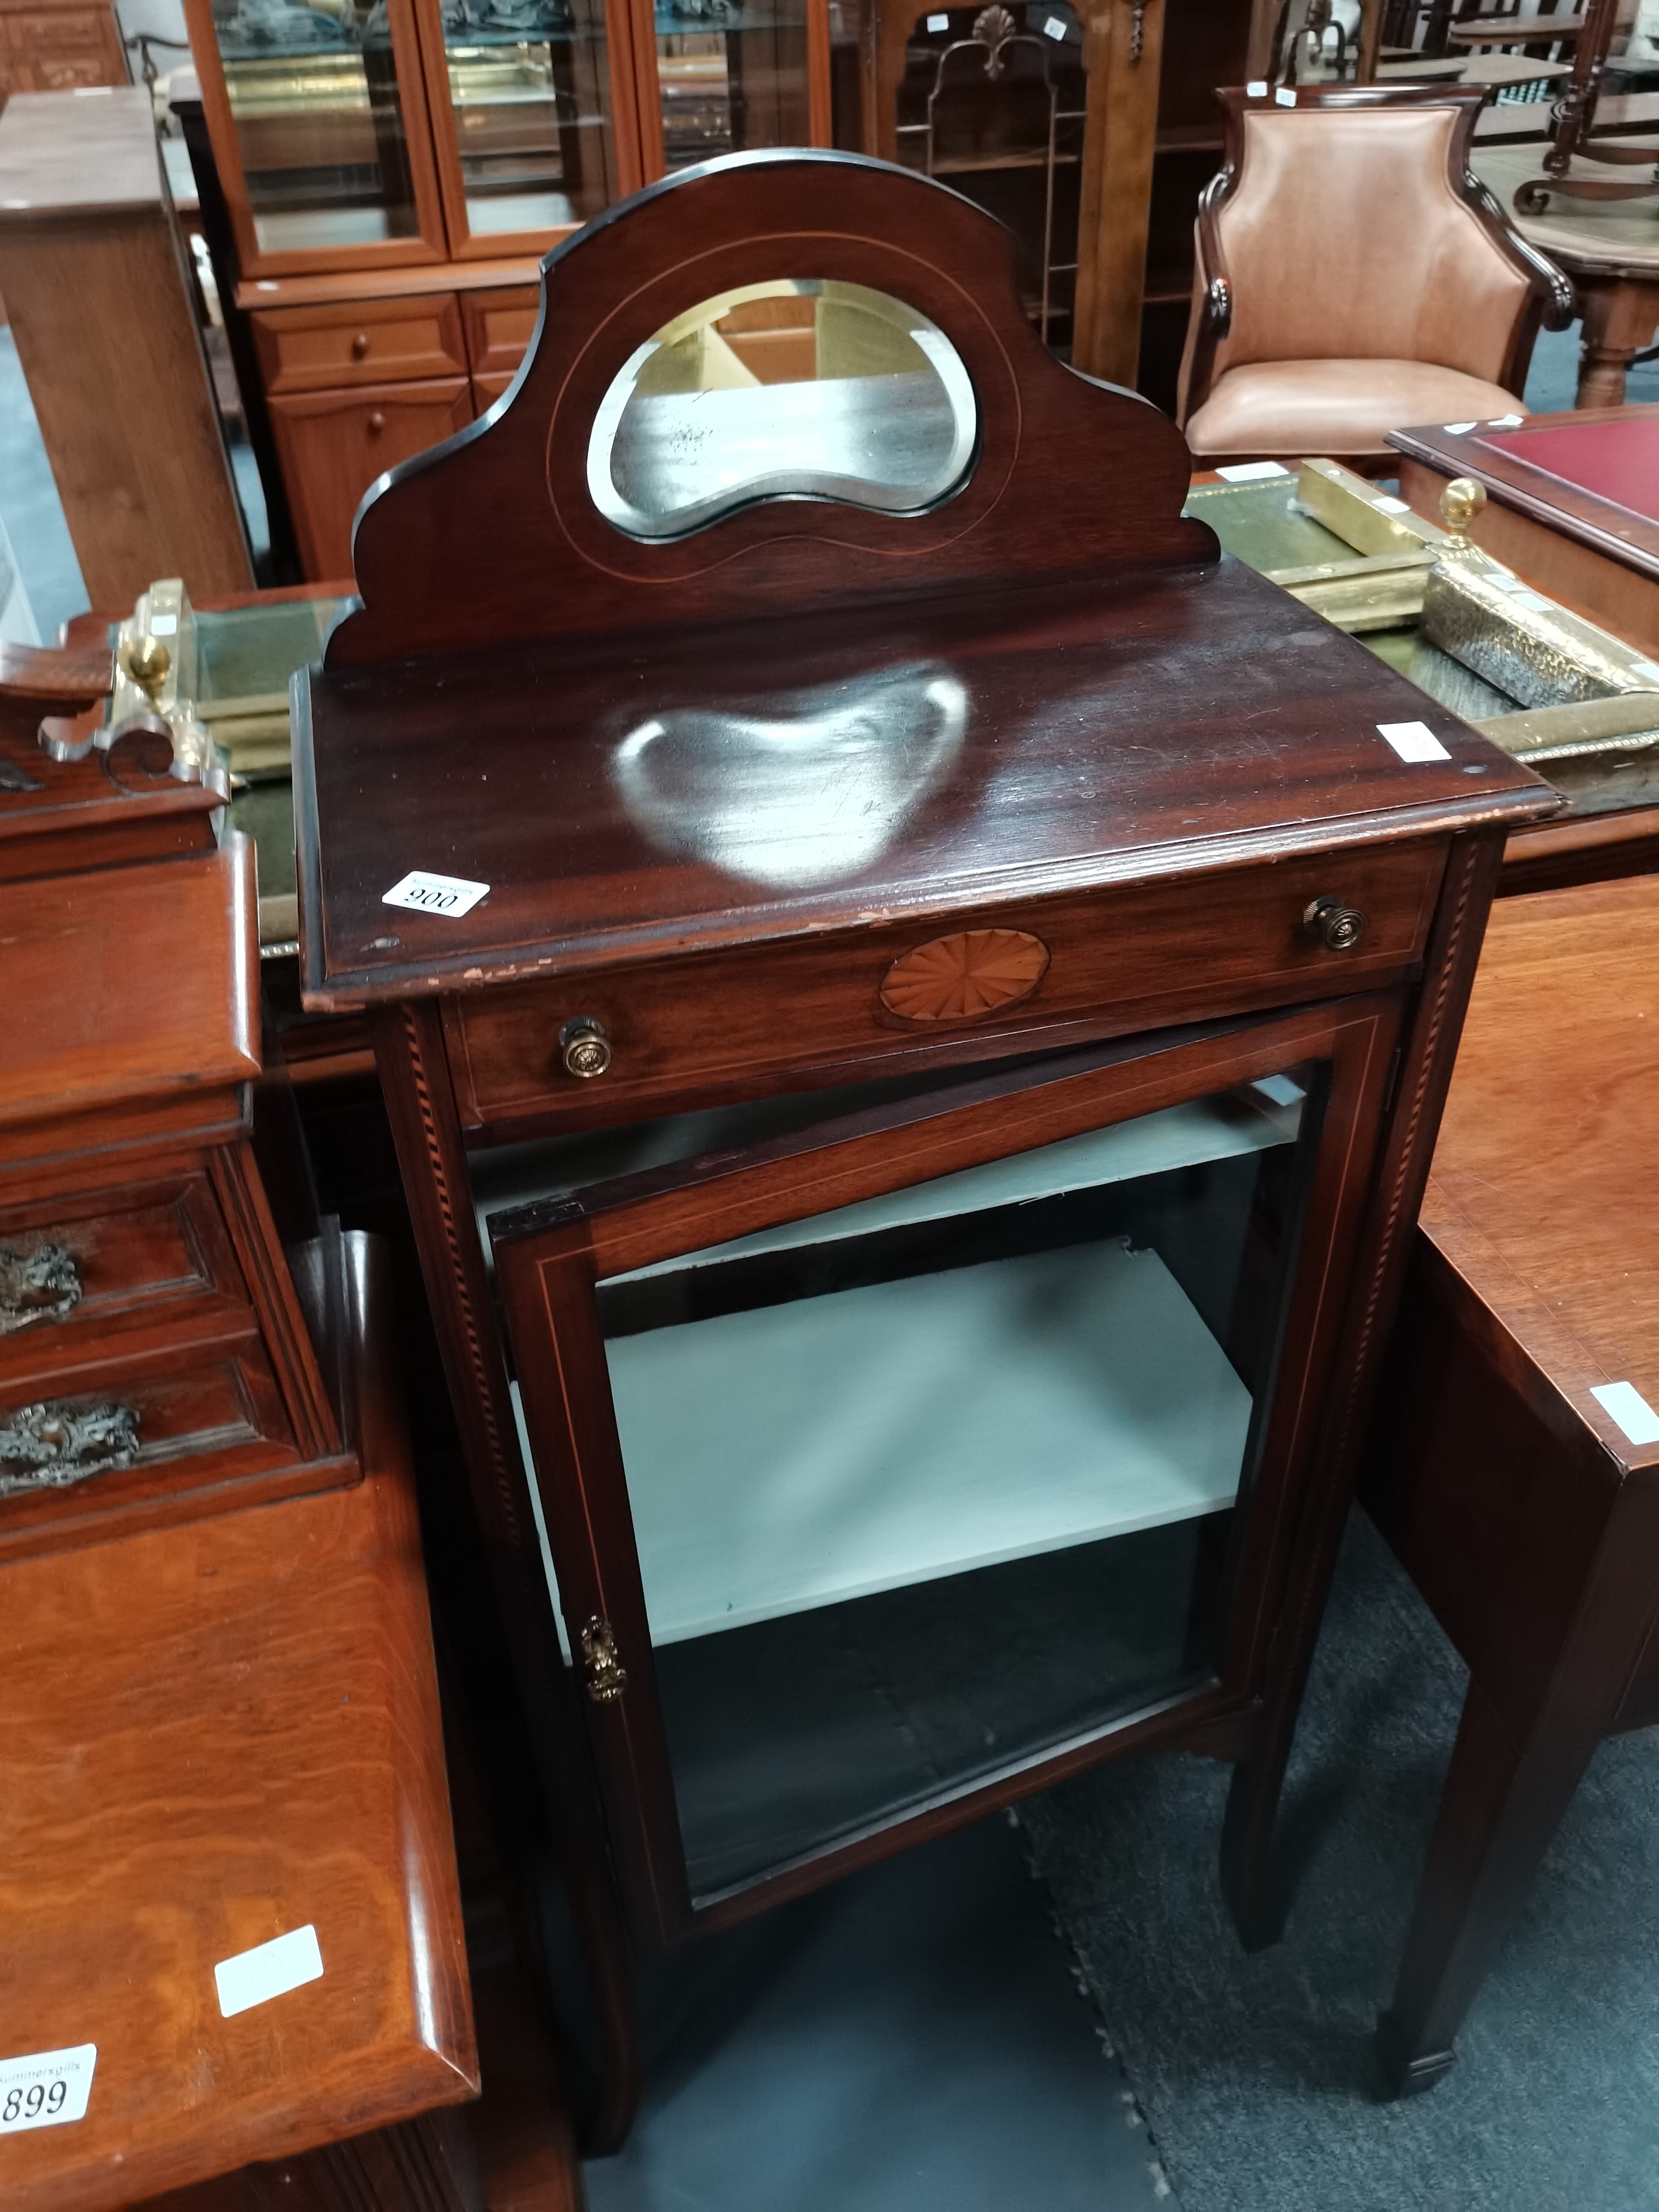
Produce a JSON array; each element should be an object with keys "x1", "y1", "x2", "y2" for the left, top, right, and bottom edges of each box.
[
  {"x1": 405, "y1": 886, "x2": 458, "y2": 910},
  {"x1": 3, "y1": 2080, "x2": 67, "y2": 2120}
]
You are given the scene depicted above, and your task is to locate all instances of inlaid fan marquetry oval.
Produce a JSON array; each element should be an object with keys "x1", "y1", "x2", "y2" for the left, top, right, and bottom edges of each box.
[{"x1": 879, "y1": 928, "x2": 1049, "y2": 1023}]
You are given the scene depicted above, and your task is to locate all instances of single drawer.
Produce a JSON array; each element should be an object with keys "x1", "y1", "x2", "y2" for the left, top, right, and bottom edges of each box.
[
  {"x1": 0, "y1": 1334, "x2": 348, "y2": 1560},
  {"x1": 461, "y1": 285, "x2": 540, "y2": 377},
  {"x1": 0, "y1": 1175, "x2": 246, "y2": 1368},
  {"x1": 252, "y1": 296, "x2": 467, "y2": 395},
  {"x1": 444, "y1": 838, "x2": 1447, "y2": 1132}
]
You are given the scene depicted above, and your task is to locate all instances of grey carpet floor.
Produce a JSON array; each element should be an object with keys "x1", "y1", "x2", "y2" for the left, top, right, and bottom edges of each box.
[{"x1": 1022, "y1": 1512, "x2": 1659, "y2": 2212}]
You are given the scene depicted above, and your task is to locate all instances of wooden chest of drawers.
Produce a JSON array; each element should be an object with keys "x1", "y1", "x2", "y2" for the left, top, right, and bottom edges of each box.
[{"x1": 0, "y1": 650, "x2": 353, "y2": 1557}]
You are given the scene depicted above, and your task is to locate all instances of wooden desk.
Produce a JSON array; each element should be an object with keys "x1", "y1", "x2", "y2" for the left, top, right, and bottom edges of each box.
[
  {"x1": 1474, "y1": 143, "x2": 1659, "y2": 409},
  {"x1": 1363, "y1": 874, "x2": 1659, "y2": 2093},
  {"x1": 1, "y1": 1231, "x2": 479, "y2": 2209}
]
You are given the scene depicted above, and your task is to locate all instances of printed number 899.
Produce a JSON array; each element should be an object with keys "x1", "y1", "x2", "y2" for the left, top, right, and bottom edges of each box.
[{"x1": 3, "y1": 2080, "x2": 67, "y2": 2122}]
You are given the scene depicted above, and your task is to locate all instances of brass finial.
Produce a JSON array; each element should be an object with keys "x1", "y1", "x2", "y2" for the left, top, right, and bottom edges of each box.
[
  {"x1": 119, "y1": 634, "x2": 171, "y2": 699},
  {"x1": 1440, "y1": 476, "x2": 1487, "y2": 551}
]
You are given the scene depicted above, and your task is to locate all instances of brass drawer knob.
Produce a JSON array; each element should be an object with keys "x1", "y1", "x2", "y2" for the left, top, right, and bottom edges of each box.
[
  {"x1": 579, "y1": 1616, "x2": 628, "y2": 1705},
  {"x1": 560, "y1": 1015, "x2": 612, "y2": 1079},
  {"x1": 1303, "y1": 896, "x2": 1366, "y2": 953},
  {"x1": 0, "y1": 1242, "x2": 82, "y2": 1334},
  {"x1": 350, "y1": 330, "x2": 371, "y2": 360},
  {"x1": 0, "y1": 1398, "x2": 138, "y2": 1496}
]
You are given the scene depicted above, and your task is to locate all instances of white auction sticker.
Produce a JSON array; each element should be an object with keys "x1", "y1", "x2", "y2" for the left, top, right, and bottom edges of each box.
[
  {"x1": 1442, "y1": 421, "x2": 1476, "y2": 434},
  {"x1": 1488, "y1": 412, "x2": 1524, "y2": 428},
  {"x1": 1246, "y1": 78, "x2": 1267, "y2": 94},
  {"x1": 1633, "y1": 658, "x2": 1659, "y2": 682},
  {"x1": 1591, "y1": 1381, "x2": 1659, "y2": 1447},
  {"x1": 1274, "y1": 85, "x2": 1295, "y2": 105},
  {"x1": 926, "y1": 10, "x2": 947, "y2": 24},
  {"x1": 1373, "y1": 494, "x2": 1409, "y2": 514},
  {"x1": 1214, "y1": 460, "x2": 1290, "y2": 482},
  {"x1": 1044, "y1": 13, "x2": 1067, "y2": 35},
  {"x1": 1377, "y1": 720, "x2": 1450, "y2": 763},
  {"x1": 216, "y1": 1925, "x2": 325, "y2": 2019},
  {"x1": 382, "y1": 869, "x2": 490, "y2": 920},
  {"x1": 0, "y1": 2044, "x2": 97, "y2": 2133}
]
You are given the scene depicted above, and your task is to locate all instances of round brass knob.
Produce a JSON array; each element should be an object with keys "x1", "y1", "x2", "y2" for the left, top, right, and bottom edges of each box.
[
  {"x1": 1440, "y1": 476, "x2": 1486, "y2": 550},
  {"x1": 367, "y1": 408, "x2": 387, "y2": 433},
  {"x1": 1303, "y1": 896, "x2": 1366, "y2": 953},
  {"x1": 560, "y1": 1015, "x2": 612, "y2": 1080},
  {"x1": 350, "y1": 330, "x2": 370, "y2": 359},
  {"x1": 120, "y1": 633, "x2": 170, "y2": 698}
]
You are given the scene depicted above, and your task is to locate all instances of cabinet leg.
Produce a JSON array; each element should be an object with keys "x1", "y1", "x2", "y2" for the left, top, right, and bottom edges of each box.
[{"x1": 1374, "y1": 1675, "x2": 1595, "y2": 2098}]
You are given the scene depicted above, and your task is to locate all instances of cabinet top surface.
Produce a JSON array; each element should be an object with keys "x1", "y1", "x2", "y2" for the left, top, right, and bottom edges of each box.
[
  {"x1": 295, "y1": 153, "x2": 1553, "y2": 1003},
  {"x1": 1424, "y1": 872, "x2": 1659, "y2": 1470},
  {"x1": 0, "y1": 89, "x2": 164, "y2": 216},
  {"x1": 298, "y1": 554, "x2": 1552, "y2": 1004}
]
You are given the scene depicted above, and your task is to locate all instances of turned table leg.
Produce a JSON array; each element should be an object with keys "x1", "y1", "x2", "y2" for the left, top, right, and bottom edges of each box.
[
  {"x1": 1576, "y1": 276, "x2": 1659, "y2": 409},
  {"x1": 1374, "y1": 1674, "x2": 1597, "y2": 2095}
]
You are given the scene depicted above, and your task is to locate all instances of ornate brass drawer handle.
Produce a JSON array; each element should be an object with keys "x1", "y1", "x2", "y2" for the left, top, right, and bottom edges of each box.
[
  {"x1": 561, "y1": 1015, "x2": 613, "y2": 1080},
  {"x1": 0, "y1": 1399, "x2": 139, "y2": 1497},
  {"x1": 0, "y1": 1242, "x2": 82, "y2": 1334},
  {"x1": 1303, "y1": 896, "x2": 1367, "y2": 953},
  {"x1": 579, "y1": 1616, "x2": 628, "y2": 1705}
]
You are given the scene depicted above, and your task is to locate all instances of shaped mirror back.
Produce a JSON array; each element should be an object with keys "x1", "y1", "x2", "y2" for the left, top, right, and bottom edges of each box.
[{"x1": 587, "y1": 279, "x2": 979, "y2": 541}]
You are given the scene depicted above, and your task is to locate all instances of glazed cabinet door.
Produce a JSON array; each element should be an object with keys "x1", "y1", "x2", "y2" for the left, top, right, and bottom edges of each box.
[
  {"x1": 487, "y1": 995, "x2": 1400, "y2": 1942},
  {"x1": 184, "y1": 0, "x2": 450, "y2": 277},
  {"x1": 632, "y1": 0, "x2": 832, "y2": 178},
  {"x1": 412, "y1": 0, "x2": 637, "y2": 258}
]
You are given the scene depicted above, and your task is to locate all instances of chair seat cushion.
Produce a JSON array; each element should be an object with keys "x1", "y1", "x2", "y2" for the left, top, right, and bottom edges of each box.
[{"x1": 1185, "y1": 360, "x2": 1525, "y2": 460}]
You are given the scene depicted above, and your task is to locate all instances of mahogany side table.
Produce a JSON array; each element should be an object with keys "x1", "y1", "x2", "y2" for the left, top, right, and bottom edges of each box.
[{"x1": 1365, "y1": 872, "x2": 1659, "y2": 2093}]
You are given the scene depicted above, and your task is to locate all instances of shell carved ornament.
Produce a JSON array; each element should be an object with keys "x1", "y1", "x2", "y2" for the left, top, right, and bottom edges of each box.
[{"x1": 879, "y1": 927, "x2": 1049, "y2": 1023}]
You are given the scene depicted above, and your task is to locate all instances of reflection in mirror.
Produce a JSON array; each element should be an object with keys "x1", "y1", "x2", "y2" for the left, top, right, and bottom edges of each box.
[
  {"x1": 587, "y1": 280, "x2": 978, "y2": 540},
  {"x1": 612, "y1": 662, "x2": 969, "y2": 888}
]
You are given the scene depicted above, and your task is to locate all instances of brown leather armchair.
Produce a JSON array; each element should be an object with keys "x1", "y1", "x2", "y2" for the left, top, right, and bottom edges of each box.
[{"x1": 1178, "y1": 84, "x2": 1575, "y2": 468}]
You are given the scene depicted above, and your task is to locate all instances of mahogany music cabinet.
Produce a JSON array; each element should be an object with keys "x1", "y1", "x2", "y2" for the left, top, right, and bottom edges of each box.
[{"x1": 292, "y1": 149, "x2": 1557, "y2": 2130}]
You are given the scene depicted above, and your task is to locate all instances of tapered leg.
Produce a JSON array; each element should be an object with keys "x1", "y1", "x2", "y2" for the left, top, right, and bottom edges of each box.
[
  {"x1": 1375, "y1": 1675, "x2": 1597, "y2": 2097},
  {"x1": 1577, "y1": 277, "x2": 1659, "y2": 410}
]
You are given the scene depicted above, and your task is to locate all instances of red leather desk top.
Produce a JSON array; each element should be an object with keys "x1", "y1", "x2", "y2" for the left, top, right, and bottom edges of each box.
[{"x1": 1479, "y1": 417, "x2": 1659, "y2": 526}]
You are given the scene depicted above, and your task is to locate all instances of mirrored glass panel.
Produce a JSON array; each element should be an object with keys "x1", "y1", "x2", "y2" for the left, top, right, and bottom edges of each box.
[
  {"x1": 588, "y1": 279, "x2": 977, "y2": 539},
  {"x1": 212, "y1": 0, "x2": 425, "y2": 253},
  {"x1": 440, "y1": 0, "x2": 620, "y2": 237},
  {"x1": 654, "y1": 0, "x2": 811, "y2": 169},
  {"x1": 585, "y1": 1067, "x2": 1321, "y2": 1901}
]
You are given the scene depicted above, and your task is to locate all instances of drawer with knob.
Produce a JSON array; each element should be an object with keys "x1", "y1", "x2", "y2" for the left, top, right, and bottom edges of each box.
[
  {"x1": 0, "y1": 1329, "x2": 340, "y2": 1561},
  {"x1": 251, "y1": 297, "x2": 468, "y2": 395},
  {"x1": 0, "y1": 1175, "x2": 251, "y2": 1382},
  {"x1": 441, "y1": 839, "x2": 1447, "y2": 1134}
]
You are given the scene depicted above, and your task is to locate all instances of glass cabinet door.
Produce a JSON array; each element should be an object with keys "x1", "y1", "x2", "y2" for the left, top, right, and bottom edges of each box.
[
  {"x1": 418, "y1": 0, "x2": 629, "y2": 254},
  {"x1": 487, "y1": 1003, "x2": 1392, "y2": 1937},
  {"x1": 189, "y1": 0, "x2": 450, "y2": 270},
  {"x1": 638, "y1": 0, "x2": 830, "y2": 175}
]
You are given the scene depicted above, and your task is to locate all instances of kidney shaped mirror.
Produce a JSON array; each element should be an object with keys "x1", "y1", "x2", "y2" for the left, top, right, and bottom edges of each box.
[{"x1": 586, "y1": 279, "x2": 979, "y2": 541}]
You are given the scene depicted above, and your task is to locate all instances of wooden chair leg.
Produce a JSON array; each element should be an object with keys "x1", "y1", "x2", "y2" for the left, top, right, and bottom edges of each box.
[{"x1": 1374, "y1": 1674, "x2": 1596, "y2": 2096}]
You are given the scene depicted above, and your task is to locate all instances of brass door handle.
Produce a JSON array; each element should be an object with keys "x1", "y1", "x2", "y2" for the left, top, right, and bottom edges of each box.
[
  {"x1": 560, "y1": 1015, "x2": 612, "y2": 1079},
  {"x1": 579, "y1": 1617, "x2": 628, "y2": 1704},
  {"x1": 1303, "y1": 896, "x2": 1366, "y2": 953}
]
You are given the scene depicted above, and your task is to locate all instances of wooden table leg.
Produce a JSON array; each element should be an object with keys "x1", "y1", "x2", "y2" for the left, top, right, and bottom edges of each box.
[
  {"x1": 1374, "y1": 1674, "x2": 1598, "y2": 2095},
  {"x1": 1575, "y1": 276, "x2": 1659, "y2": 409}
]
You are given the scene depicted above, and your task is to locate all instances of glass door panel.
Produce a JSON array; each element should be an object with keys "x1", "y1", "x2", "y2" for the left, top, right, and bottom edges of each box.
[
  {"x1": 653, "y1": 0, "x2": 816, "y2": 168},
  {"x1": 434, "y1": 0, "x2": 622, "y2": 242},
  {"x1": 207, "y1": 0, "x2": 435, "y2": 257},
  {"x1": 490, "y1": 1056, "x2": 1324, "y2": 1908}
]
